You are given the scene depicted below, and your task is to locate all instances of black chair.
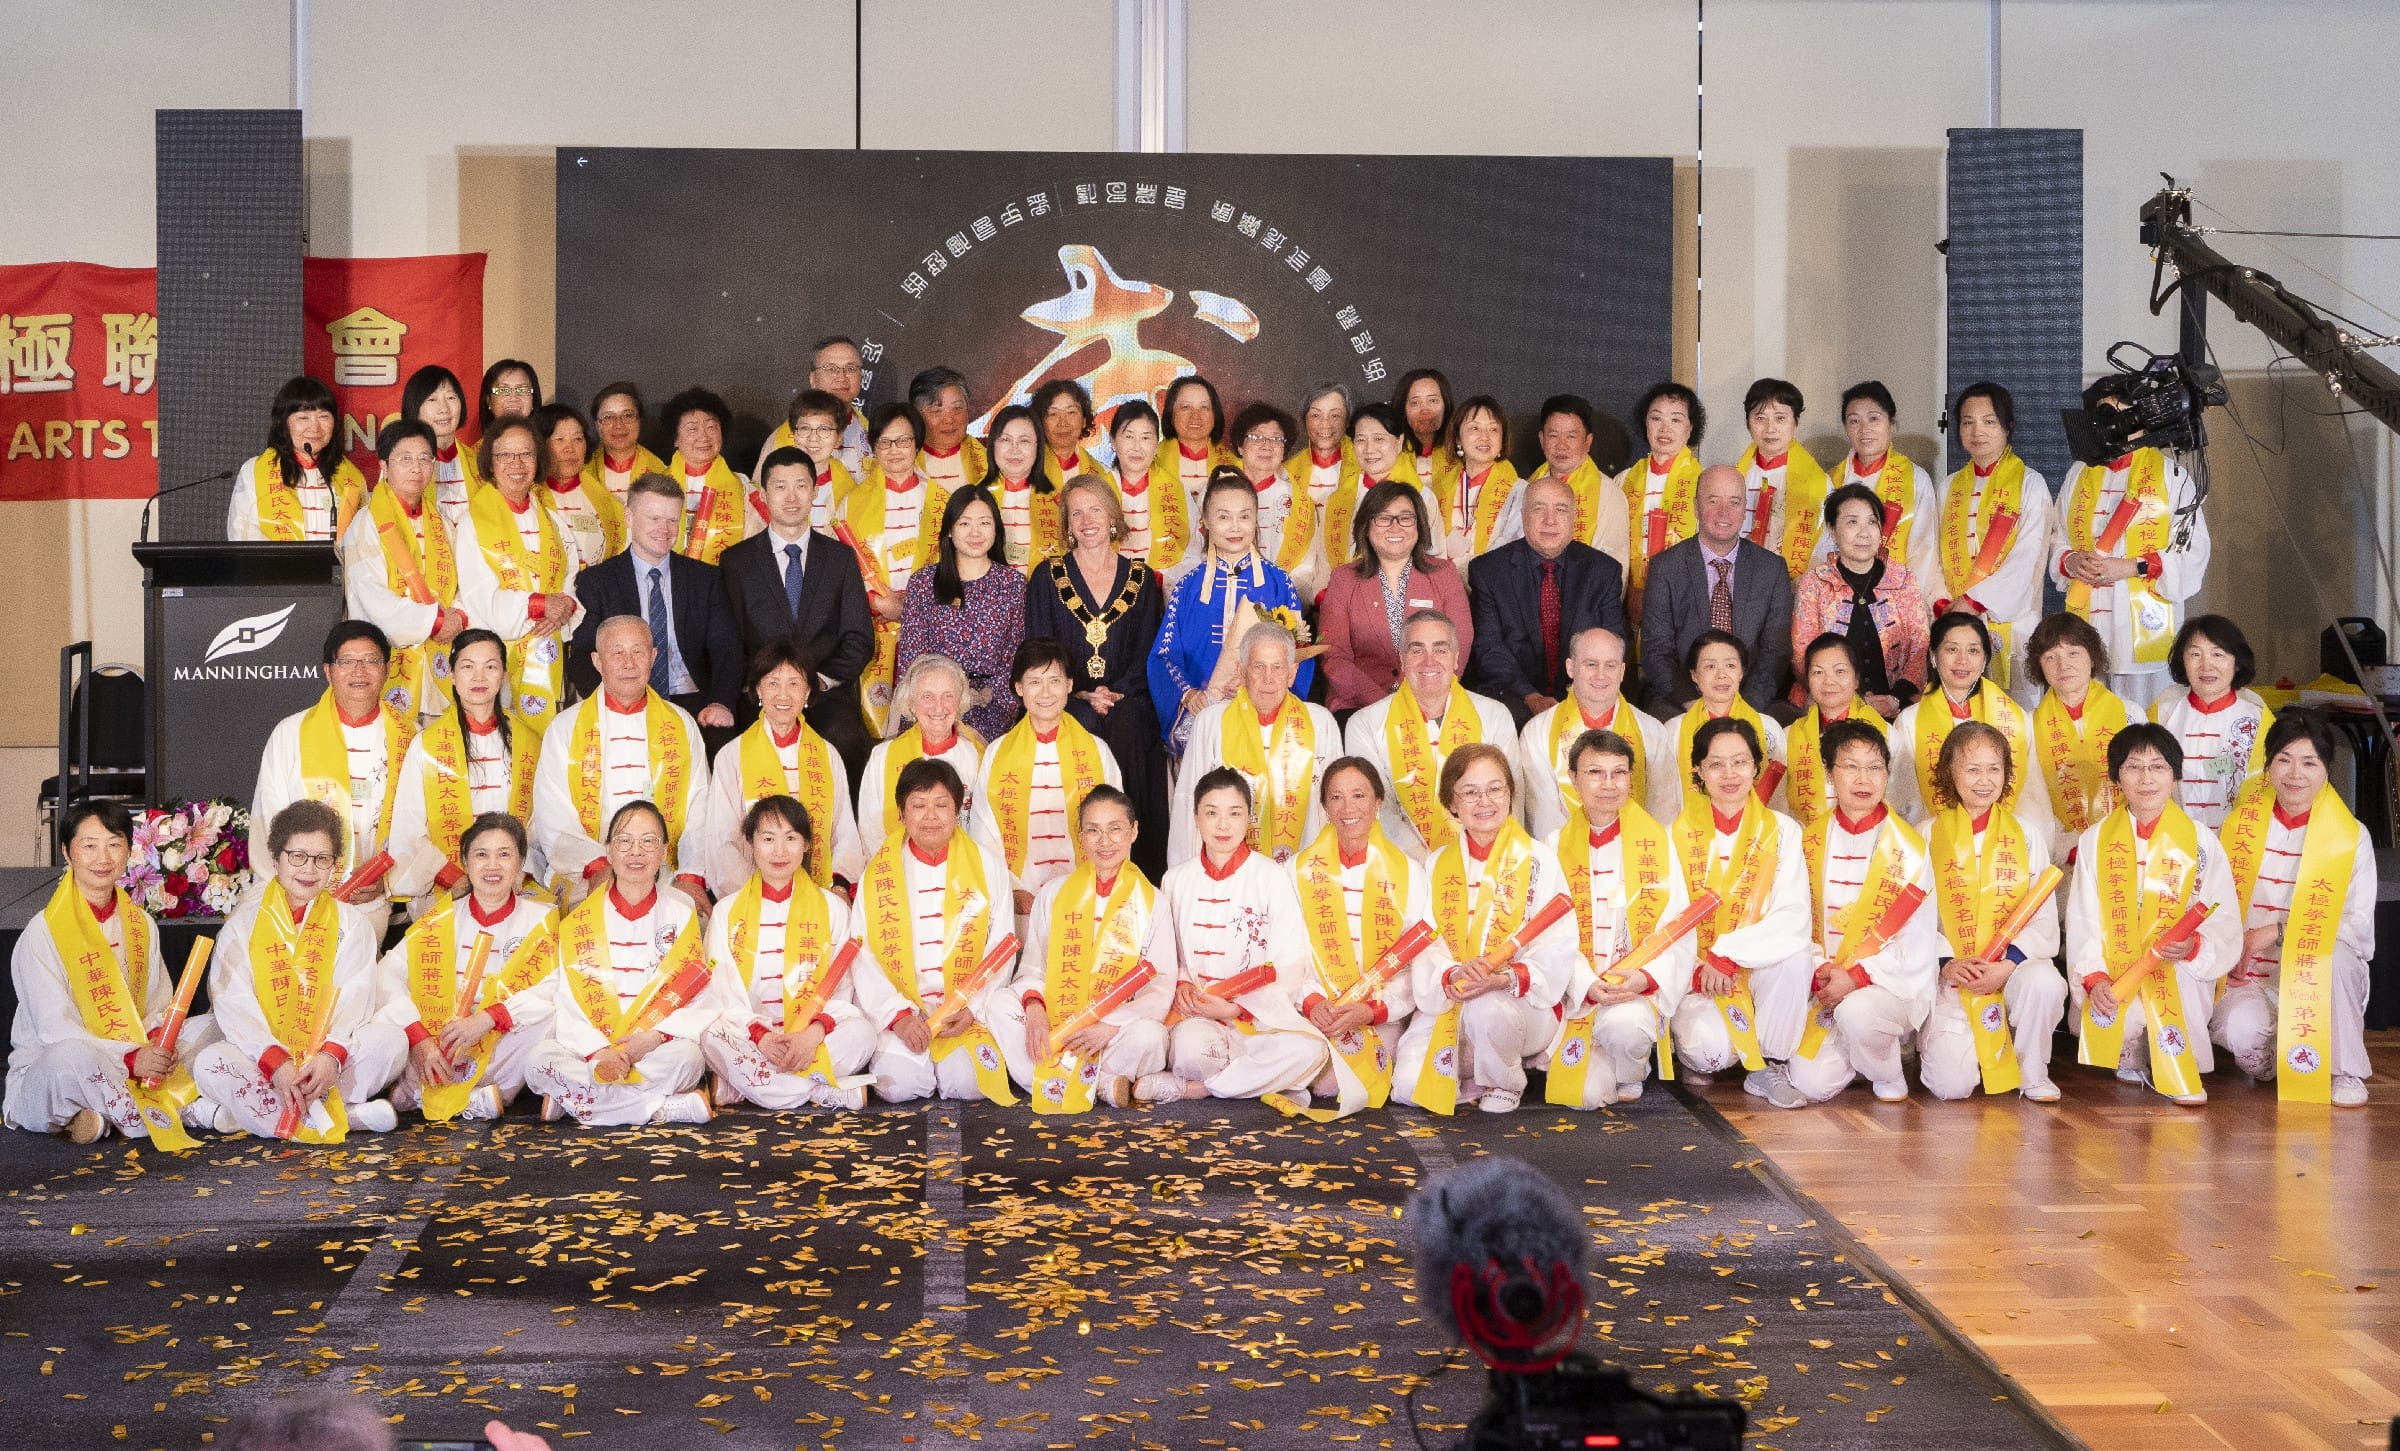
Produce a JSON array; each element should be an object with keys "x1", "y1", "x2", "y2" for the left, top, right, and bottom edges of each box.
[{"x1": 41, "y1": 643, "x2": 146, "y2": 862}]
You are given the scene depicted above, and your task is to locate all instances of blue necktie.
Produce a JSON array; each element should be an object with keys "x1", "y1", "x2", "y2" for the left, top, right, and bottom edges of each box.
[
  {"x1": 784, "y1": 542, "x2": 805, "y2": 618},
  {"x1": 646, "y1": 566, "x2": 672, "y2": 694}
]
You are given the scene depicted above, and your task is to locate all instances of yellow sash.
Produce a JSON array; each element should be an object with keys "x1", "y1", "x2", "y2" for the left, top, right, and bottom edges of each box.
[
  {"x1": 1673, "y1": 697, "x2": 1768, "y2": 818},
  {"x1": 1782, "y1": 702, "x2": 1887, "y2": 829},
  {"x1": 2221, "y1": 781, "x2": 2357, "y2": 1102},
  {"x1": 1929, "y1": 806, "x2": 2035, "y2": 1093},
  {"x1": 404, "y1": 896, "x2": 556, "y2": 1120},
  {"x1": 1737, "y1": 443, "x2": 1829, "y2": 578},
  {"x1": 1620, "y1": 449, "x2": 1701, "y2": 590},
  {"x1": 1308, "y1": 442, "x2": 1369, "y2": 571},
  {"x1": 1549, "y1": 804, "x2": 1677, "y2": 1105},
  {"x1": 1218, "y1": 690, "x2": 1317, "y2": 857},
  {"x1": 2033, "y1": 686, "x2": 2129, "y2": 840},
  {"x1": 1032, "y1": 865, "x2": 1153, "y2": 1115},
  {"x1": 252, "y1": 447, "x2": 365, "y2": 540},
  {"x1": 1672, "y1": 795, "x2": 1779, "y2": 1069},
  {"x1": 1542, "y1": 699, "x2": 1651, "y2": 827},
  {"x1": 465, "y1": 484, "x2": 572, "y2": 724},
  {"x1": 1530, "y1": 457, "x2": 1611, "y2": 553},
  {"x1": 985, "y1": 713, "x2": 1107, "y2": 878},
  {"x1": 295, "y1": 690, "x2": 412, "y2": 879},
  {"x1": 366, "y1": 482, "x2": 461, "y2": 716},
  {"x1": 582, "y1": 444, "x2": 667, "y2": 502},
  {"x1": 843, "y1": 464, "x2": 952, "y2": 735},
  {"x1": 416, "y1": 712, "x2": 539, "y2": 882},
  {"x1": 1937, "y1": 454, "x2": 2027, "y2": 689},
  {"x1": 1413, "y1": 820, "x2": 1537, "y2": 1115},
  {"x1": 566, "y1": 692, "x2": 696, "y2": 871},
  {"x1": 558, "y1": 890, "x2": 706, "y2": 1086},
  {"x1": 858, "y1": 837, "x2": 1016, "y2": 1103},
  {"x1": 1256, "y1": 473, "x2": 1317, "y2": 577},
  {"x1": 548, "y1": 471, "x2": 627, "y2": 557},
  {"x1": 41, "y1": 875, "x2": 193, "y2": 1149},
  {"x1": 1445, "y1": 461, "x2": 1520, "y2": 555},
  {"x1": 1796, "y1": 812, "x2": 1926, "y2": 1057},
  {"x1": 1910, "y1": 682, "x2": 2030, "y2": 812},
  {"x1": 1294, "y1": 824, "x2": 1411, "y2": 1107},
  {"x1": 1385, "y1": 681, "x2": 1479, "y2": 854},
  {"x1": 668, "y1": 453, "x2": 749, "y2": 564},
  {"x1": 2078, "y1": 804, "x2": 2205, "y2": 1095},
  {"x1": 873, "y1": 728, "x2": 980, "y2": 840},
  {"x1": 1112, "y1": 457, "x2": 1191, "y2": 575},
  {"x1": 735, "y1": 719, "x2": 842, "y2": 888},
  {"x1": 2064, "y1": 449, "x2": 2177, "y2": 665},
  {"x1": 247, "y1": 880, "x2": 349, "y2": 1143},
  {"x1": 721, "y1": 875, "x2": 839, "y2": 1086},
  {"x1": 1840, "y1": 453, "x2": 1922, "y2": 561},
  {"x1": 1401, "y1": 445, "x2": 1456, "y2": 515}
]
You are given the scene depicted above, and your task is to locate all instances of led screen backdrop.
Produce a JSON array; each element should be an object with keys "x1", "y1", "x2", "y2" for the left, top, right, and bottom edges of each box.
[{"x1": 557, "y1": 148, "x2": 1674, "y2": 472}]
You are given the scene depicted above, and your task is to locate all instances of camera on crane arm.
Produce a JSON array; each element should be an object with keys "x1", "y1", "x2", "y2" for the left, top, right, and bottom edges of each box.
[
  {"x1": 2062, "y1": 340, "x2": 2226, "y2": 466},
  {"x1": 1408, "y1": 1158, "x2": 1747, "y2": 1451}
]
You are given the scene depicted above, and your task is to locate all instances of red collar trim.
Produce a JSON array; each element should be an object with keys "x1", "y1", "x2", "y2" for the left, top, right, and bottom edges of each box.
[
  {"x1": 433, "y1": 443, "x2": 458, "y2": 463},
  {"x1": 290, "y1": 901, "x2": 312, "y2": 924},
  {"x1": 1579, "y1": 701, "x2": 1617, "y2": 729},
  {"x1": 922, "y1": 443, "x2": 961, "y2": 459},
  {"x1": 602, "y1": 690, "x2": 648, "y2": 715},
  {"x1": 504, "y1": 492, "x2": 534, "y2": 515},
  {"x1": 1711, "y1": 806, "x2": 1747, "y2": 834},
  {"x1": 334, "y1": 702, "x2": 383, "y2": 729},
  {"x1": 906, "y1": 839, "x2": 950, "y2": 868},
  {"x1": 770, "y1": 721, "x2": 803, "y2": 749},
  {"x1": 1466, "y1": 834, "x2": 1497, "y2": 863},
  {"x1": 1974, "y1": 458, "x2": 2001, "y2": 478},
  {"x1": 1835, "y1": 805, "x2": 1888, "y2": 834},
  {"x1": 1033, "y1": 725, "x2": 1060, "y2": 745},
  {"x1": 603, "y1": 450, "x2": 636, "y2": 472},
  {"x1": 463, "y1": 711, "x2": 501, "y2": 736},
  {"x1": 2188, "y1": 690, "x2": 2238, "y2": 715},
  {"x1": 1969, "y1": 807, "x2": 1995, "y2": 833},
  {"x1": 2274, "y1": 804, "x2": 2313, "y2": 831},
  {"x1": 1588, "y1": 821, "x2": 1621, "y2": 849},
  {"x1": 397, "y1": 494, "x2": 425, "y2": 519},
  {"x1": 683, "y1": 461, "x2": 713, "y2": 478},
  {"x1": 546, "y1": 474, "x2": 583, "y2": 495},
  {"x1": 761, "y1": 879, "x2": 794, "y2": 903},
  {"x1": 2133, "y1": 813, "x2": 2161, "y2": 841},
  {"x1": 1336, "y1": 842, "x2": 1369, "y2": 869},
  {"x1": 1648, "y1": 454, "x2": 1675, "y2": 475},
  {"x1": 1852, "y1": 453, "x2": 1887, "y2": 477},
  {"x1": 1202, "y1": 842, "x2": 1251, "y2": 880},
  {"x1": 1050, "y1": 450, "x2": 1080, "y2": 473},
  {"x1": 1947, "y1": 693, "x2": 1975, "y2": 720},
  {"x1": 1820, "y1": 705, "x2": 1851, "y2": 723},
  {"x1": 608, "y1": 886, "x2": 656, "y2": 917},
  {"x1": 1178, "y1": 441, "x2": 1211, "y2": 461},
  {"x1": 87, "y1": 891, "x2": 117, "y2": 923},
  {"x1": 2109, "y1": 454, "x2": 2134, "y2": 471},
  {"x1": 885, "y1": 473, "x2": 921, "y2": 494},
  {"x1": 1309, "y1": 447, "x2": 1342, "y2": 467},
  {"x1": 468, "y1": 894, "x2": 515, "y2": 928},
  {"x1": 1464, "y1": 465, "x2": 1494, "y2": 488},
  {"x1": 919, "y1": 730, "x2": 957, "y2": 755},
  {"x1": 1254, "y1": 701, "x2": 1282, "y2": 727},
  {"x1": 2062, "y1": 697, "x2": 2086, "y2": 721},
  {"x1": 1755, "y1": 451, "x2": 1789, "y2": 471}
]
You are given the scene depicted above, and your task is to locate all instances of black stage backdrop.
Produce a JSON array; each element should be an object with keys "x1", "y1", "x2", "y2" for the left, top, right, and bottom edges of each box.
[{"x1": 556, "y1": 149, "x2": 1674, "y2": 473}]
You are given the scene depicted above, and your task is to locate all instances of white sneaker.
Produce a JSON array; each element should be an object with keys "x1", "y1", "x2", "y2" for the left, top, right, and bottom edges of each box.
[
  {"x1": 2145, "y1": 1073, "x2": 2207, "y2": 1108},
  {"x1": 1616, "y1": 1082, "x2": 1645, "y2": 1104},
  {"x1": 1133, "y1": 1072, "x2": 1185, "y2": 1104},
  {"x1": 811, "y1": 1084, "x2": 868, "y2": 1111},
  {"x1": 1679, "y1": 1069, "x2": 1714, "y2": 1088},
  {"x1": 2334, "y1": 1075, "x2": 2368, "y2": 1107},
  {"x1": 1761, "y1": 1066, "x2": 1808, "y2": 1110},
  {"x1": 2020, "y1": 1077, "x2": 2061, "y2": 1104},
  {"x1": 64, "y1": 1108, "x2": 106, "y2": 1144},
  {"x1": 1096, "y1": 1075, "x2": 1133, "y2": 1109},
  {"x1": 539, "y1": 1095, "x2": 564, "y2": 1122},
  {"x1": 711, "y1": 1072, "x2": 740, "y2": 1107},
  {"x1": 348, "y1": 1098, "x2": 399, "y2": 1133},
  {"x1": 648, "y1": 1090, "x2": 714, "y2": 1126},
  {"x1": 2115, "y1": 1038, "x2": 2145, "y2": 1085},
  {"x1": 1477, "y1": 1086, "x2": 1521, "y2": 1114},
  {"x1": 1742, "y1": 1067, "x2": 1777, "y2": 1099},
  {"x1": 1871, "y1": 1078, "x2": 1909, "y2": 1104},
  {"x1": 461, "y1": 1085, "x2": 504, "y2": 1122}
]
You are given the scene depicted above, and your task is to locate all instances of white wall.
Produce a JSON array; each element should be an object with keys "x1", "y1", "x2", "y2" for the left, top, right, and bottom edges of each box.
[{"x1": 1, "y1": 0, "x2": 2393, "y2": 861}]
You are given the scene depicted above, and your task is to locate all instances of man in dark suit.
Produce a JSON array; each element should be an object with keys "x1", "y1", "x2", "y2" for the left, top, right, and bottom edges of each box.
[
  {"x1": 567, "y1": 472, "x2": 746, "y2": 758},
  {"x1": 1467, "y1": 473, "x2": 1627, "y2": 728},
  {"x1": 1639, "y1": 464, "x2": 1795, "y2": 715},
  {"x1": 716, "y1": 445, "x2": 877, "y2": 788}
]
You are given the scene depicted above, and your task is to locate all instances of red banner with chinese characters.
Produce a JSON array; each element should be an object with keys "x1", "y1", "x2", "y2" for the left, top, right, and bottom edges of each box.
[
  {"x1": 303, "y1": 253, "x2": 486, "y2": 478},
  {"x1": 0, "y1": 262, "x2": 159, "y2": 501}
]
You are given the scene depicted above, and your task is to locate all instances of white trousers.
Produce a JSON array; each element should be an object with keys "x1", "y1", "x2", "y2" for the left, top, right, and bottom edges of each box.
[
  {"x1": 3, "y1": 1014, "x2": 223, "y2": 1136},
  {"x1": 984, "y1": 994, "x2": 1170, "y2": 1088},
  {"x1": 1916, "y1": 960, "x2": 2068, "y2": 1099},
  {"x1": 2210, "y1": 960, "x2": 2372, "y2": 1079},
  {"x1": 194, "y1": 1022, "x2": 408, "y2": 1137},
  {"x1": 1668, "y1": 954, "x2": 1814, "y2": 1074},
  {"x1": 868, "y1": 1019, "x2": 1013, "y2": 1103},
  {"x1": 1167, "y1": 1018, "x2": 1326, "y2": 1100},
  {"x1": 1537, "y1": 1000, "x2": 1665, "y2": 1108},
  {"x1": 700, "y1": 1015, "x2": 878, "y2": 1109},
  {"x1": 1390, "y1": 994, "x2": 1554, "y2": 1104},
  {"x1": 526, "y1": 1038, "x2": 705, "y2": 1126},
  {"x1": 391, "y1": 1020, "x2": 550, "y2": 1110},
  {"x1": 1783, "y1": 985, "x2": 1920, "y2": 1100}
]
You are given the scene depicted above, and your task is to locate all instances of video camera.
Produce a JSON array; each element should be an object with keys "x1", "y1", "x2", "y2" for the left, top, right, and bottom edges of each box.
[{"x1": 2061, "y1": 340, "x2": 2226, "y2": 465}]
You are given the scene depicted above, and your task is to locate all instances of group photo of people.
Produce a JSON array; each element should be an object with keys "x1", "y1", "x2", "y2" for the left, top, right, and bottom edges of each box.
[{"x1": 13, "y1": 337, "x2": 2369, "y2": 1149}]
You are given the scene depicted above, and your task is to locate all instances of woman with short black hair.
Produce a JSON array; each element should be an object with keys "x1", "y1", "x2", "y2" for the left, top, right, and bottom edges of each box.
[
  {"x1": 2152, "y1": 613, "x2": 2272, "y2": 828},
  {"x1": 226, "y1": 374, "x2": 365, "y2": 541}
]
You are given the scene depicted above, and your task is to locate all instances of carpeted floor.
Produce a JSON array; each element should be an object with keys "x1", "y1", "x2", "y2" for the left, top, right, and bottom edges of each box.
[{"x1": 0, "y1": 1088, "x2": 2070, "y2": 1450}]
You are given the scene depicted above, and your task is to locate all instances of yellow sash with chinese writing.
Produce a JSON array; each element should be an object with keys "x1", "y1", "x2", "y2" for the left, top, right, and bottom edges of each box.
[
  {"x1": 1737, "y1": 443, "x2": 1829, "y2": 578},
  {"x1": 248, "y1": 881, "x2": 349, "y2": 1143},
  {"x1": 1938, "y1": 453, "x2": 2026, "y2": 685},
  {"x1": 2078, "y1": 804, "x2": 2204, "y2": 1095},
  {"x1": 42, "y1": 875, "x2": 193, "y2": 1150},
  {"x1": 1674, "y1": 697, "x2": 1768, "y2": 818},
  {"x1": 985, "y1": 713, "x2": 1107, "y2": 878},
  {"x1": 1620, "y1": 450, "x2": 1701, "y2": 590},
  {"x1": 735, "y1": 719, "x2": 841, "y2": 888},
  {"x1": 566, "y1": 691, "x2": 695, "y2": 871},
  {"x1": 1796, "y1": 813, "x2": 1925, "y2": 1057},
  {"x1": 1256, "y1": 473, "x2": 1316, "y2": 577},
  {"x1": 1032, "y1": 865, "x2": 1152, "y2": 1115},
  {"x1": 1219, "y1": 690, "x2": 1317, "y2": 857},
  {"x1": 1544, "y1": 699, "x2": 1651, "y2": 828},
  {"x1": 1385, "y1": 681, "x2": 1479, "y2": 854},
  {"x1": 1311, "y1": 444, "x2": 1370, "y2": 571},
  {"x1": 1294, "y1": 825, "x2": 1411, "y2": 1107},
  {"x1": 406, "y1": 896, "x2": 556, "y2": 1121},
  {"x1": 1782, "y1": 702, "x2": 1887, "y2": 829},
  {"x1": 582, "y1": 444, "x2": 667, "y2": 504},
  {"x1": 1112, "y1": 458, "x2": 1190, "y2": 575},
  {"x1": 1442, "y1": 461, "x2": 1520, "y2": 556},
  {"x1": 2065, "y1": 449, "x2": 2177, "y2": 665},
  {"x1": 668, "y1": 453, "x2": 749, "y2": 564},
  {"x1": 1841, "y1": 453, "x2": 1922, "y2": 561},
  {"x1": 1910, "y1": 681, "x2": 2030, "y2": 812},
  {"x1": 549, "y1": 472, "x2": 627, "y2": 557},
  {"x1": 558, "y1": 891, "x2": 706, "y2": 1086},
  {"x1": 872, "y1": 728, "x2": 981, "y2": 840},
  {"x1": 1672, "y1": 795, "x2": 1779, "y2": 1069},
  {"x1": 466, "y1": 484, "x2": 572, "y2": 724},
  {"x1": 417, "y1": 711, "x2": 538, "y2": 881},
  {"x1": 366, "y1": 482, "x2": 460, "y2": 716},
  {"x1": 1549, "y1": 804, "x2": 1677, "y2": 1105},
  {"x1": 253, "y1": 448, "x2": 365, "y2": 540},
  {"x1": 1929, "y1": 806, "x2": 2034, "y2": 1093},
  {"x1": 721, "y1": 874, "x2": 839, "y2": 1085},
  {"x1": 2221, "y1": 781, "x2": 2356, "y2": 1103},
  {"x1": 843, "y1": 464, "x2": 952, "y2": 735},
  {"x1": 859, "y1": 837, "x2": 1016, "y2": 1104},
  {"x1": 1411, "y1": 820, "x2": 1537, "y2": 1115},
  {"x1": 2033, "y1": 686, "x2": 2128, "y2": 840},
  {"x1": 296, "y1": 690, "x2": 411, "y2": 879}
]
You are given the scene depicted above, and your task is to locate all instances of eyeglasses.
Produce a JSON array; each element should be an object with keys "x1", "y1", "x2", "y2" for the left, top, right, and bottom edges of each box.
[
  {"x1": 1372, "y1": 511, "x2": 1416, "y2": 528},
  {"x1": 1243, "y1": 432, "x2": 1286, "y2": 449},
  {"x1": 595, "y1": 408, "x2": 640, "y2": 425},
  {"x1": 792, "y1": 423, "x2": 840, "y2": 438},
  {"x1": 490, "y1": 384, "x2": 535, "y2": 400},
  {"x1": 491, "y1": 448, "x2": 538, "y2": 463},
  {"x1": 609, "y1": 834, "x2": 667, "y2": 853},
  {"x1": 814, "y1": 362, "x2": 863, "y2": 379},
  {"x1": 1451, "y1": 783, "x2": 1511, "y2": 805},
  {"x1": 280, "y1": 850, "x2": 337, "y2": 870},
  {"x1": 330, "y1": 654, "x2": 384, "y2": 672}
]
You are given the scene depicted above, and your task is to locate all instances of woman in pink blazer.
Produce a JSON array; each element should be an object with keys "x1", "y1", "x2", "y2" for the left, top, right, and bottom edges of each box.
[{"x1": 1318, "y1": 480, "x2": 1473, "y2": 715}]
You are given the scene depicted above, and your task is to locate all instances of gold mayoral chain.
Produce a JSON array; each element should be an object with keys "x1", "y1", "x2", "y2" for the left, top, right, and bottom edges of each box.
[{"x1": 1052, "y1": 557, "x2": 1149, "y2": 682}]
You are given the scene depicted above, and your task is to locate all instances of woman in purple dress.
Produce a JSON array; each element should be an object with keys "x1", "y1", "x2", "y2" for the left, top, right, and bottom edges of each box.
[{"x1": 896, "y1": 483, "x2": 1026, "y2": 743}]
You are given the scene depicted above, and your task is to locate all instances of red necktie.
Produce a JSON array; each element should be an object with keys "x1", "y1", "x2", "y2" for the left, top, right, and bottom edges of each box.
[
  {"x1": 1709, "y1": 558, "x2": 1734, "y2": 633},
  {"x1": 1538, "y1": 558, "x2": 1562, "y2": 694}
]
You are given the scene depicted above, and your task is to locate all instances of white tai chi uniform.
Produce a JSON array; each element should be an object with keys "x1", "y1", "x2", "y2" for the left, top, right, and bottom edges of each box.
[
  {"x1": 1538, "y1": 817, "x2": 1694, "y2": 1106},
  {"x1": 386, "y1": 717, "x2": 521, "y2": 915},
  {"x1": 249, "y1": 702, "x2": 404, "y2": 943},
  {"x1": 1781, "y1": 809, "x2": 1940, "y2": 1101},
  {"x1": 2044, "y1": 453, "x2": 2209, "y2": 709},
  {"x1": 1167, "y1": 695, "x2": 1341, "y2": 867},
  {"x1": 1389, "y1": 836, "x2": 1582, "y2": 1106},
  {"x1": 2063, "y1": 814, "x2": 2243, "y2": 1071},
  {"x1": 2150, "y1": 688, "x2": 2270, "y2": 830},
  {"x1": 194, "y1": 893, "x2": 405, "y2": 1137},
  {"x1": 1146, "y1": 847, "x2": 1332, "y2": 1099},
  {"x1": 375, "y1": 893, "x2": 557, "y2": 1113},
  {"x1": 224, "y1": 454, "x2": 337, "y2": 540},
  {"x1": 1882, "y1": 693, "x2": 2056, "y2": 848},
  {"x1": 5, "y1": 891, "x2": 222, "y2": 1137},
  {"x1": 528, "y1": 691, "x2": 712, "y2": 896},
  {"x1": 854, "y1": 732, "x2": 983, "y2": 860},
  {"x1": 693, "y1": 724, "x2": 867, "y2": 899},
  {"x1": 965, "y1": 725, "x2": 1125, "y2": 931},
  {"x1": 338, "y1": 498, "x2": 454, "y2": 724},
  {"x1": 1342, "y1": 685, "x2": 1523, "y2": 860},
  {"x1": 1518, "y1": 698, "x2": 1679, "y2": 839},
  {"x1": 524, "y1": 889, "x2": 717, "y2": 1126},
  {"x1": 699, "y1": 878, "x2": 876, "y2": 1109},
  {"x1": 987, "y1": 870, "x2": 1173, "y2": 1090},
  {"x1": 1668, "y1": 808, "x2": 1815, "y2": 1074},
  {"x1": 1912, "y1": 809, "x2": 2069, "y2": 1100},
  {"x1": 848, "y1": 835, "x2": 1020, "y2": 1103},
  {"x1": 2211, "y1": 805, "x2": 2377, "y2": 1081},
  {"x1": 1285, "y1": 840, "x2": 1434, "y2": 1088},
  {"x1": 1930, "y1": 457, "x2": 2053, "y2": 709}
]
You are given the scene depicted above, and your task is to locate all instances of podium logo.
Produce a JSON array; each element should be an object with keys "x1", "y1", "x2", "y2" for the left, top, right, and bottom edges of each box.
[{"x1": 204, "y1": 604, "x2": 298, "y2": 664}]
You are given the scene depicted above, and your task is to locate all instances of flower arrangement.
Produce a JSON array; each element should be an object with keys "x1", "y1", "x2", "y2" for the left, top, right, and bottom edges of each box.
[
  {"x1": 123, "y1": 798, "x2": 252, "y2": 919},
  {"x1": 1254, "y1": 602, "x2": 1325, "y2": 660}
]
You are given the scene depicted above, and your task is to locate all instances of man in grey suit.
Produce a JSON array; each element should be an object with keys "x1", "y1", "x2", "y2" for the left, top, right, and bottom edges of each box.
[{"x1": 1639, "y1": 465, "x2": 1795, "y2": 714}]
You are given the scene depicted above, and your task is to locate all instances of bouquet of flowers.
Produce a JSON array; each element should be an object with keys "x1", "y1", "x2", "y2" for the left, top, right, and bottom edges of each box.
[
  {"x1": 1254, "y1": 602, "x2": 1325, "y2": 660},
  {"x1": 123, "y1": 798, "x2": 252, "y2": 919}
]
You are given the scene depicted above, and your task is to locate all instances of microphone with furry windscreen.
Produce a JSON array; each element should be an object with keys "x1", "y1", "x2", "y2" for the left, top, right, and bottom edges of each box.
[{"x1": 1408, "y1": 1157, "x2": 1746, "y2": 1450}]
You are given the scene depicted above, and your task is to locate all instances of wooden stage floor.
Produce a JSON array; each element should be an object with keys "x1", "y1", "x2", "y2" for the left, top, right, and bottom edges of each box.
[{"x1": 1709, "y1": 1031, "x2": 2400, "y2": 1450}]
